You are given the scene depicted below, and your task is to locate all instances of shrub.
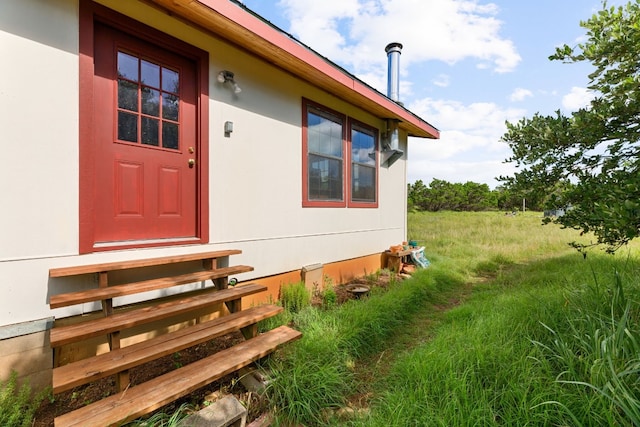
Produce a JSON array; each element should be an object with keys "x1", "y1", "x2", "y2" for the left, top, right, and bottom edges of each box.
[
  {"x1": 280, "y1": 282, "x2": 310, "y2": 313},
  {"x1": 321, "y1": 287, "x2": 337, "y2": 310},
  {"x1": 0, "y1": 371, "x2": 47, "y2": 427}
]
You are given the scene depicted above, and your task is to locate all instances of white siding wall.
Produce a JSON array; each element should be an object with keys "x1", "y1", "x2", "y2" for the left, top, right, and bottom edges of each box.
[{"x1": 0, "y1": 0, "x2": 409, "y2": 328}]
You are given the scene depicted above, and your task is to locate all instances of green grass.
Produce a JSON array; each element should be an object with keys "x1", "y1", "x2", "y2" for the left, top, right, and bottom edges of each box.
[
  {"x1": 264, "y1": 212, "x2": 640, "y2": 426},
  {"x1": 0, "y1": 371, "x2": 48, "y2": 427}
]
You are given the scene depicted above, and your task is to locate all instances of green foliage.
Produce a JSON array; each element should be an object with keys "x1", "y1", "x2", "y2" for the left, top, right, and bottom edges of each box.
[
  {"x1": 266, "y1": 267, "x2": 465, "y2": 426},
  {"x1": 280, "y1": 282, "x2": 310, "y2": 313},
  {"x1": 533, "y1": 270, "x2": 640, "y2": 425},
  {"x1": 0, "y1": 371, "x2": 47, "y2": 427},
  {"x1": 320, "y1": 287, "x2": 337, "y2": 310},
  {"x1": 501, "y1": 1, "x2": 640, "y2": 252},
  {"x1": 408, "y1": 178, "x2": 498, "y2": 212},
  {"x1": 124, "y1": 403, "x2": 192, "y2": 426}
]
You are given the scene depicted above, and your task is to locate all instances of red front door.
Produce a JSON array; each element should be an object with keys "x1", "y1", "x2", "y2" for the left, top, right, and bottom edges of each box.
[{"x1": 92, "y1": 22, "x2": 198, "y2": 246}]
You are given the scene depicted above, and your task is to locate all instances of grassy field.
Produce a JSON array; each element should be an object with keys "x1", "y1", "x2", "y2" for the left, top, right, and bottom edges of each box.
[{"x1": 265, "y1": 211, "x2": 640, "y2": 426}]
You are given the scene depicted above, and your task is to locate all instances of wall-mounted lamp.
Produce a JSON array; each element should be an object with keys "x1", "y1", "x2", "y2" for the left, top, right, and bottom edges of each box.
[
  {"x1": 224, "y1": 121, "x2": 233, "y2": 137},
  {"x1": 217, "y1": 70, "x2": 242, "y2": 94}
]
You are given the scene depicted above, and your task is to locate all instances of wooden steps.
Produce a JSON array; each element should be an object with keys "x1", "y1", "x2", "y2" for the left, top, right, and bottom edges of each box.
[
  {"x1": 48, "y1": 250, "x2": 242, "y2": 277},
  {"x1": 54, "y1": 326, "x2": 302, "y2": 427},
  {"x1": 50, "y1": 283, "x2": 266, "y2": 347},
  {"x1": 48, "y1": 250, "x2": 300, "y2": 427},
  {"x1": 53, "y1": 304, "x2": 283, "y2": 393},
  {"x1": 49, "y1": 265, "x2": 254, "y2": 309}
]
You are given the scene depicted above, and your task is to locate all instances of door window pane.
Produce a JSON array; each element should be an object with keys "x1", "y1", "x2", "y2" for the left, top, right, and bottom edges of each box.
[
  {"x1": 118, "y1": 111, "x2": 138, "y2": 142},
  {"x1": 141, "y1": 60, "x2": 160, "y2": 88},
  {"x1": 117, "y1": 52, "x2": 138, "y2": 81},
  {"x1": 162, "y1": 68, "x2": 179, "y2": 93},
  {"x1": 118, "y1": 80, "x2": 138, "y2": 112},
  {"x1": 162, "y1": 94, "x2": 179, "y2": 121},
  {"x1": 142, "y1": 88, "x2": 160, "y2": 116},
  {"x1": 162, "y1": 122, "x2": 179, "y2": 149},
  {"x1": 141, "y1": 117, "x2": 159, "y2": 146}
]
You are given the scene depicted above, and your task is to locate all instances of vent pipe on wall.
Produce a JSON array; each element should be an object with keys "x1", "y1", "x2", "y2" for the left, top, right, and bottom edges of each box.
[{"x1": 383, "y1": 42, "x2": 404, "y2": 167}]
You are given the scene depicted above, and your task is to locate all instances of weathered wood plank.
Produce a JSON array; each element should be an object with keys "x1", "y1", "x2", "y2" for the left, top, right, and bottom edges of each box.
[
  {"x1": 49, "y1": 265, "x2": 254, "y2": 309},
  {"x1": 53, "y1": 304, "x2": 283, "y2": 393},
  {"x1": 54, "y1": 326, "x2": 302, "y2": 427},
  {"x1": 49, "y1": 284, "x2": 267, "y2": 347},
  {"x1": 49, "y1": 250, "x2": 242, "y2": 277}
]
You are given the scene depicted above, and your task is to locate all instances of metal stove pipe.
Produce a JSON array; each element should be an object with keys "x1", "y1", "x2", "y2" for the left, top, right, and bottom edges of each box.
[
  {"x1": 385, "y1": 42, "x2": 403, "y2": 102},
  {"x1": 384, "y1": 42, "x2": 404, "y2": 166}
]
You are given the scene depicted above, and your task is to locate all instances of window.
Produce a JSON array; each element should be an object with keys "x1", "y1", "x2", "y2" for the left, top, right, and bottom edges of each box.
[
  {"x1": 303, "y1": 101, "x2": 346, "y2": 207},
  {"x1": 302, "y1": 99, "x2": 378, "y2": 208},
  {"x1": 349, "y1": 121, "x2": 378, "y2": 207},
  {"x1": 116, "y1": 51, "x2": 181, "y2": 150}
]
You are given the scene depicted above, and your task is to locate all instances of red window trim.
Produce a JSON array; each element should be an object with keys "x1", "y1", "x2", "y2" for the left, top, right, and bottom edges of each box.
[
  {"x1": 347, "y1": 118, "x2": 379, "y2": 208},
  {"x1": 302, "y1": 98, "x2": 379, "y2": 209},
  {"x1": 302, "y1": 98, "x2": 347, "y2": 208},
  {"x1": 79, "y1": 0, "x2": 209, "y2": 253}
]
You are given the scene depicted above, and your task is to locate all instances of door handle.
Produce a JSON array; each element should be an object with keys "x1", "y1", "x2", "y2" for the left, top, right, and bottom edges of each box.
[{"x1": 188, "y1": 159, "x2": 196, "y2": 168}]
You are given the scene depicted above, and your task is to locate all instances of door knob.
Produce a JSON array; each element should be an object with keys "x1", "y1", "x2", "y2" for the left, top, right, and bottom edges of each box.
[{"x1": 188, "y1": 159, "x2": 196, "y2": 168}]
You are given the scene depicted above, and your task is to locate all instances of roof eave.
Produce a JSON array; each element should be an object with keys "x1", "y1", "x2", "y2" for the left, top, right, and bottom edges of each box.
[{"x1": 147, "y1": 0, "x2": 440, "y2": 139}]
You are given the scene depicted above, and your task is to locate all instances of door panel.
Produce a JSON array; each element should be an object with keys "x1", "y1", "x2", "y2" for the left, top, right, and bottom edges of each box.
[{"x1": 93, "y1": 22, "x2": 198, "y2": 243}]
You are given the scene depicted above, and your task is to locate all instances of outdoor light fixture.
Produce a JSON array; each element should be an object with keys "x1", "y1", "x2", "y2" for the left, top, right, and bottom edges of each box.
[
  {"x1": 217, "y1": 70, "x2": 242, "y2": 94},
  {"x1": 224, "y1": 121, "x2": 234, "y2": 137}
]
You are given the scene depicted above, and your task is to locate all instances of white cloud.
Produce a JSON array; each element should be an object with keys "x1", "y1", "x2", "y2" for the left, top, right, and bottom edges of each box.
[
  {"x1": 509, "y1": 88, "x2": 533, "y2": 102},
  {"x1": 562, "y1": 86, "x2": 593, "y2": 111},
  {"x1": 278, "y1": 0, "x2": 521, "y2": 86},
  {"x1": 432, "y1": 74, "x2": 450, "y2": 88},
  {"x1": 406, "y1": 98, "x2": 525, "y2": 186}
]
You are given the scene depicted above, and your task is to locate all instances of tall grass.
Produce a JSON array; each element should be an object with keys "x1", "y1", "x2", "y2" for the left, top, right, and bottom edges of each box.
[
  {"x1": 265, "y1": 212, "x2": 640, "y2": 426},
  {"x1": 0, "y1": 371, "x2": 48, "y2": 427}
]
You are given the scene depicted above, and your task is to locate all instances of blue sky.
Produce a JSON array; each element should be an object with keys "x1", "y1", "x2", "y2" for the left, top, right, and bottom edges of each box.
[{"x1": 239, "y1": 0, "x2": 623, "y2": 188}]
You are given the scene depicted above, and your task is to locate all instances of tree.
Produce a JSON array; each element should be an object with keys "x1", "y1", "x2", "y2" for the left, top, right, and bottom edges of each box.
[{"x1": 500, "y1": 1, "x2": 640, "y2": 252}]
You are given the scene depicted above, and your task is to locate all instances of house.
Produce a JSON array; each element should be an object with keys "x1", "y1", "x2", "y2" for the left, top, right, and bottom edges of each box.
[{"x1": 0, "y1": 0, "x2": 439, "y2": 392}]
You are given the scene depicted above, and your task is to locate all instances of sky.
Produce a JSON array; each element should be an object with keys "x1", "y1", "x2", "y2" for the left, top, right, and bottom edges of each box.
[{"x1": 237, "y1": 0, "x2": 627, "y2": 188}]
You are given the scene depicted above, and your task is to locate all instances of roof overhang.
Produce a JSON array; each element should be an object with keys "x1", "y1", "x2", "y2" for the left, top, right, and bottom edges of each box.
[{"x1": 147, "y1": 0, "x2": 439, "y2": 139}]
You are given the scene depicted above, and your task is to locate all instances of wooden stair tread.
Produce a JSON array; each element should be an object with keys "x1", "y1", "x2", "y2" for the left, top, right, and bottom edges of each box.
[
  {"x1": 50, "y1": 283, "x2": 267, "y2": 347},
  {"x1": 49, "y1": 265, "x2": 254, "y2": 309},
  {"x1": 54, "y1": 325, "x2": 302, "y2": 427},
  {"x1": 53, "y1": 304, "x2": 283, "y2": 393},
  {"x1": 49, "y1": 250, "x2": 242, "y2": 277}
]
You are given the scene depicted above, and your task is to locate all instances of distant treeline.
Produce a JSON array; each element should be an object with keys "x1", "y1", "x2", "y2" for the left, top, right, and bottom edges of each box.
[{"x1": 408, "y1": 179, "x2": 543, "y2": 212}]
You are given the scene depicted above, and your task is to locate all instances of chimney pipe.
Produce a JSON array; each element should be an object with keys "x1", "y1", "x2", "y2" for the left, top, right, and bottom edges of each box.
[
  {"x1": 385, "y1": 42, "x2": 403, "y2": 102},
  {"x1": 383, "y1": 42, "x2": 404, "y2": 166}
]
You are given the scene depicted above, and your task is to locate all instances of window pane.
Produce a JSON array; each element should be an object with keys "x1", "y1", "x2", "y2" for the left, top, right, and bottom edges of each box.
[
  {"x1": 307, "y1": 112, "x2": 343, "y2": 158},
  {"x1": 162, "y1": 94, "x2": 179, "y2": 121},
  {"x1": 162, "y1": 122, "x2": 179, "y2": 149},
  {"x1": 351, "y1": 164, "x2": 376, "y2": 202},
  {"x1": 162, "y1": 68, "x2": 179, "y2": 93},
  {"x1": 141, "y1": 88, "x2": 160, "y2": 116},
  {"x1": 141, "y1": 60, "x2": 160, "y2": 88},
  {"x1": 118, "y1": 111, "x2": 138, "y2": 142},
  {"x1": 141, "y1": 117, "x2": 159, "y2": 146},
  {"x1": 352, "y1": 128, "x2": 376, "y2": 166},
  {"x1": 117, "y1": 52, "x2": 138, "y2": 81},
  {"x1": 118, "y1": 79, "x2": 138, "y2": 112},
  {"x1": 308, "y1": 154, "x2": 342, "y2": 201}
]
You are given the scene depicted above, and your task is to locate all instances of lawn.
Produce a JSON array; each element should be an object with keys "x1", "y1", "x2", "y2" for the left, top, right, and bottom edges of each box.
[{"x1": 265, "y1": 211, "x2": 640, "y2": 426}]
